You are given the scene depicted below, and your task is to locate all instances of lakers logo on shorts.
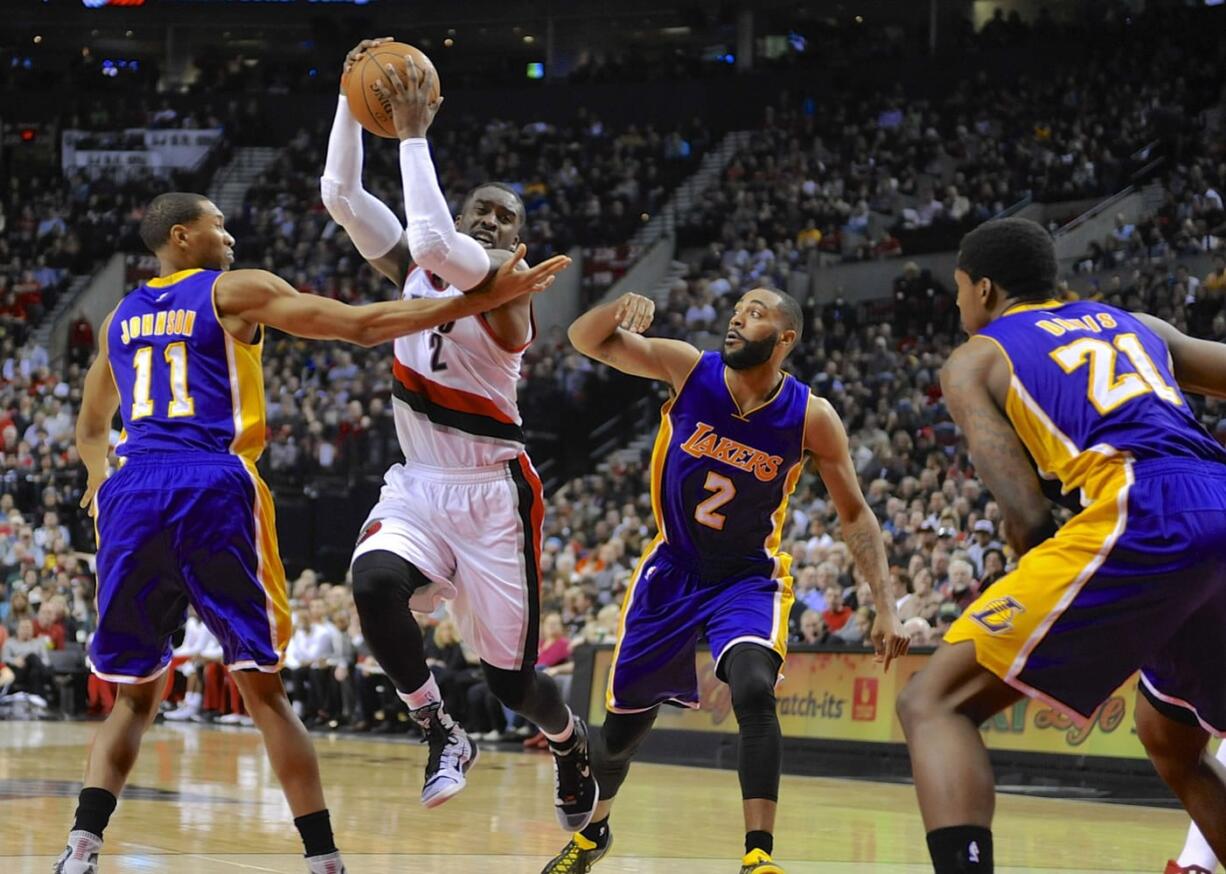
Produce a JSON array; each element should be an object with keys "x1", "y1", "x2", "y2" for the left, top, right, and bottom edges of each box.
[
  {"x1": 970, "y1": 596, "x2": 1026, "y2": 633},
  {"x1": 356, "y1": 519, "x2": 383, "y2": 546}
]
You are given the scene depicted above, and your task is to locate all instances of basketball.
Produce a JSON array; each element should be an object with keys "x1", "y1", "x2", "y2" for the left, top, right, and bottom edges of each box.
[{"x1": 343, "y1": 41, "x2": 441, "y2": 138}]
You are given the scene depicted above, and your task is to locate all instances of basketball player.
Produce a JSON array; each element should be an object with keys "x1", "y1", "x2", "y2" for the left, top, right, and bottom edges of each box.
[
  {"x1": 541, "y1": 287, "x2": 910, "y2": 873},
  {"x1": 318, "y1": 40, "x2": 599, "y2": 825},
  {"x1": 53, "y1": 192, "x2": 564, "y2": 874},
  {"x1": 897, "y1": 217, "x2": 1226, "y2": 874}
]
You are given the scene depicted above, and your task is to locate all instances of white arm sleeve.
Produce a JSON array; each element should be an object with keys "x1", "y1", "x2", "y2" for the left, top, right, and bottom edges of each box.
[
  {"x1": 319, "y1": 96, "x2": 405, "y2": 261},
  {"x1": 399, "y1": 138, "x2": 491, "y2": 291}
]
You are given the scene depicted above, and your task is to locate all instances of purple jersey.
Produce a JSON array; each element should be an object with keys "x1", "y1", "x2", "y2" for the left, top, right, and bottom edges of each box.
[
  {"x1": 976, "y1": 299, "x2": 1226, "y2": 506},
  {"x1": 651, "y1": 351, "x2": 810, "y2": 580},
  {"x1": 108, "y1": 268, "x2": 265, "y2": 461}
]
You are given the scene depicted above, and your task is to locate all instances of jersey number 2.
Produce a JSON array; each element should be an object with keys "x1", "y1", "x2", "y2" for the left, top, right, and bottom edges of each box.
[
  {"x1": 694, "y1": 471, "x2": 736, "y2": 530},
  {"x1": 131, "y1": 342, "x2": 195, "y2": 420},
  {"x1": 1049, "y1": 333, "x2": 1180, "y2": 415},
  {"x1": 429, "y1": 323, "x2": 454, "y2": 372}
]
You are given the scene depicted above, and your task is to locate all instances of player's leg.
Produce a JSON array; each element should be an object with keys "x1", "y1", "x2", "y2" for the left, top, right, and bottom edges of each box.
[
  {"x1": 177, "y1": 462, "x2": 345, "y2": 872},
  {"x1": 1168, "y1": 739, "x2": 1226, "y2": 872},
  {"x1": 541, "y1": 708, "x2": 658, "y2": 873},
  {"x1": 56, "y1": 465, "x2": 188, "y2": 874},
  {"x1": 723, "y1": 644, "x2": 784, "y2": 864},
  {"x1": 230, "y1": 669, "x2": 343, "y2": 868},
  {"x1": 704, "y1": 572, "x2": 793, "y2": 873},
  {"x1": 350, "y1": 549, "x2": 438, "y2": 709},
  {"x1": 1136, "y1": 692, "x2": 1226, "y2": 862},
  {"x1": 896, "y1": 640, "x2": 1020, "y2": 873},
  {"x1": 351, "y1": 545, "x2": 476, "y2": 808}
]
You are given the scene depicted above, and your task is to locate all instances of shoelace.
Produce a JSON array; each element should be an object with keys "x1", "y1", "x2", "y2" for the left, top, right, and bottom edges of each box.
[{"x1": 420, "y1": 717, "x2": 465, "y2": 776}]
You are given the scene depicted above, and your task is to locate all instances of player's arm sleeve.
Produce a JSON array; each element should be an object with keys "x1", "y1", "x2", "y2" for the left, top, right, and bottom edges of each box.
[
  {"x1": 320, "y1": 96, "x2": 407, "y2": 262},
  {"x1": 399, "y1": 138, "x2": 491, "y2": 291},
  {"x1": 1134, "y1": 312, "x2": 1226, "y2": 399}
]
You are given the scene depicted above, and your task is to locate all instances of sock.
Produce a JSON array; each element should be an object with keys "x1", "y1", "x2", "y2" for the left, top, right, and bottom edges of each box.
[
  {"x1": 580, "y1": 815, "x2": 610, "y2": 850},
  {"x1": 72, "y1": 787, "x2": 117, "y2": 840},
  {"x1": 294, "y1": 809, "x2": 338, "y2": 858},
  {"x1": 543, "y1": 708, "x2": 575, "y2": 746},
  {"x1": 1176, "y1": 743, "x2": 1226, "y2": 869},
  {"x1": 927, "y1": 826, "x2": 993, "y2": 874},
  {"x1": 746, "y1": 830, "x2": 773, "y2": 856},
  {"x1": 398, "y1": 674, "x2": 442, "y2": 712}
]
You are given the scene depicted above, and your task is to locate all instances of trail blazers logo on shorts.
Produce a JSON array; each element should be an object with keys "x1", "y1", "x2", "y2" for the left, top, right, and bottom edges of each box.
[
  {"x1": 356, "y1": 519, "x2": 383, "y2": 546},
  {"x1": 970, "y1": 596, "x2": 1026, "y2": 633}
]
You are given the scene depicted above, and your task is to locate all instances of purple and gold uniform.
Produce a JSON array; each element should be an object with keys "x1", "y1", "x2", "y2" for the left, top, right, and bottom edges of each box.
[
  {"x1": 946, "y1": 299, "x2": 1226, "y2": 732},
  {"x1": 607, "y1": 351, "x2": 809, "y2": 712},
  {"x1": 92, "y1": 268, "x2": 290, "y2": 683}
]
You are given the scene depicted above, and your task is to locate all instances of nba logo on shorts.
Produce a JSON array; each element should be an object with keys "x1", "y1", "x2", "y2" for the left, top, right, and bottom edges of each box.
[
  {"x1": 852, "y1": 677, "x2": 878, "y2": 721},
  {"x1": 970, "y1": 596, "x2": 1026, "y2": 633}
]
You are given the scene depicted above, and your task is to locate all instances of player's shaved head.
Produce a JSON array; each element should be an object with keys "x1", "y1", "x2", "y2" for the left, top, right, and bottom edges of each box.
[{"x1": 140, "y1": 193, "x2": 214, "y2": 253}]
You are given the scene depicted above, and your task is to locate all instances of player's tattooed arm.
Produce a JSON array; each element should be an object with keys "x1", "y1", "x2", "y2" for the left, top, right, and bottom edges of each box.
[
  {"x1": 77, "y1": 311, "x2": 121, "y2": 513},
  {"x1": 940, "y1": 338, "x2": 1055, "y2": 556},
  {"x1": 1134, "y1": 312, "x2": 1226, "y2": 399},
  {"x1": 567, "y1": 293, "x2": 700, "y2": 390},
  {"x1": 806, "y1": 397, "x2": 908, "y2": 669}
]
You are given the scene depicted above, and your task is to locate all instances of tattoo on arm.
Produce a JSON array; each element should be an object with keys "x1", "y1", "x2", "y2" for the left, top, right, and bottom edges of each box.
[
  {"x1": 942, "y1": 350, "x2": 1053, "y2": 555},
  {"x1": 842, "y1": 511, "x2": 891, "y2": 605}
]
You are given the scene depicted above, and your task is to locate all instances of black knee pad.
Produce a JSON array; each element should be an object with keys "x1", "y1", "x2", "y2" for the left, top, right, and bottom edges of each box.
[
  {"x1": 351, "y1": 550, "x2": 429, "y2": 611},
  {"x1": 725, "y1": 644, "x2": 781, "y2": 719}
]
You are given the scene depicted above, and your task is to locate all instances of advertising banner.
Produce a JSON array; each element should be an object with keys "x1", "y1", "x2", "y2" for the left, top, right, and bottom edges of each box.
[
  {"x1": 587, "y1": 648, "x2": 1147, "y2": 759},
  {"x1": 62, "y1": 129, "x2": 222, "y2": 177}
]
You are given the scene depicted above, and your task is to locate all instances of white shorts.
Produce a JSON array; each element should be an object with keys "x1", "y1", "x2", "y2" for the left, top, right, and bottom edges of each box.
[{"x1": 351, "y1": 456, "x2": 544, "y2": 671}]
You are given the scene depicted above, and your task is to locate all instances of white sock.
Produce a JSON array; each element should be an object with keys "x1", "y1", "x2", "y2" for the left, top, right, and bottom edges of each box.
[
  {"x1": 542, "y1": 708, "x2": 575, "y2": 745},
  {"x1": 398, "y1": 675, "x2": 442, "y2": 713},
  {"x1": 1176, "y1": 741, "x2": 1226, "y2": 869}
]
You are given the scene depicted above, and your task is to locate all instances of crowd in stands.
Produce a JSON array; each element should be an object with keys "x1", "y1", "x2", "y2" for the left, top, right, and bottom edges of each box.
[{"x1": 679, "y1": 7, "x2": 1224, "y2": 262}]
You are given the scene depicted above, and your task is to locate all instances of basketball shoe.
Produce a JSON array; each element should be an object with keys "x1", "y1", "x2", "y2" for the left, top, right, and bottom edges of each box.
[
  {"x1": 740, "y1": 848, "x2": 785, "y2": 873},
  {"x1": 548, "y1": 716, "x2": 599, "y2": 831},
  {"x1": 540, "y1": 832, "x2": 612, "y2": 873},
  {"x1": 411, "y1": 702, "x2": 477, "y2": 808},
  {"x1": 1164, "y1": 863, "x2": 1214, "y2": 874},
  {"x1": 305, "y1": 851, "x2": 347, "y2": 873},
  {"x1": 52, "y1": 830, "x2": 100, "y2": 874}
]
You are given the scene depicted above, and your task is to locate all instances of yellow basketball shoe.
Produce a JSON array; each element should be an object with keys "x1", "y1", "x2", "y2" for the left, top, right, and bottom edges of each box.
[
  {"x1": 540, "y1": 831, "x2": 612, "y2": 873},
  {"x1": 740, "y1": 848, "x2": 785, "y2": 873}
]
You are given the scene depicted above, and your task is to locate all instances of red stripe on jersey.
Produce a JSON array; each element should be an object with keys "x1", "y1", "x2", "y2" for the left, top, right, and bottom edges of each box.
[{"x1": 392, "y1": 359, "x2": 516, "y2": 425}]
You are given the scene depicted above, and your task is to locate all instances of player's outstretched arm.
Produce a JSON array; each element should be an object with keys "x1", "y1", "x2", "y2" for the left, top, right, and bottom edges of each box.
[
  {"x1": 374, "y1": 57, "x2": 500, "y2": 294},
  {"x1": 321, "y1": 38, "x2": 413, "y2": 289},
  {"x1": 77, "y1": 312, "x2": 120, "y2": 512},
  {"x1": 940, "y1": 337, "x2": 1056, "y2": 556},
  {"x1": 1134, "y1": 312, "x2": 1226, "y2": 399},
  {"x1": 217, "y1": 245, "x2": 568, "y2": 347},
  {"x1": 805, "y1": 397, "x2": 908, "y2": 669},
  {"x1": 567, "y1": 292, "x2": 700, "y2": 391}
]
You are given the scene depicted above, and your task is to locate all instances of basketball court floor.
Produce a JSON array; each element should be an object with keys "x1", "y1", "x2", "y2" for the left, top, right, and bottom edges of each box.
[{"x1": 1, "y1": 721, "x2": 1188, "y2": 873}]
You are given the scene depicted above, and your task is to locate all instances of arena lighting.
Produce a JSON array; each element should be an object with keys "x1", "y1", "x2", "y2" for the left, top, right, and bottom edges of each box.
[
  {"x1": 526, "y1": 62, "x2": 544, "y2": 79},
  {"x1": 19, "y1": 128, "x2": 36, "y2": 142}
]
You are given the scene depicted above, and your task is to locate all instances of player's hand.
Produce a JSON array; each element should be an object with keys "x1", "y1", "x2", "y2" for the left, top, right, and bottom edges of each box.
[
  {"x1": 80, "y1": 475, "x2": 106, "y2": 517},
  {"x1": 374, "y1": 54, "x2": 443, "y2": 140},
  {"x1": 870, "y1": 609, "x2": 909, "y2": 672},
  {"x1": 615, "y1": 293, "x2": 655, "y2": 334},
  {"x1": 480, "y1": 244, "x2": 572, "y2": 308},
  {"x1": 340, "y1": 37, "x2": 393, "y2": 93}
]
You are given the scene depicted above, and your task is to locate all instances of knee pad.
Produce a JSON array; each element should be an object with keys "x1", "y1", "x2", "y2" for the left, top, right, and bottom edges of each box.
[{"x1": 351, "y1": 551, "x2": 429, "y2": 610}]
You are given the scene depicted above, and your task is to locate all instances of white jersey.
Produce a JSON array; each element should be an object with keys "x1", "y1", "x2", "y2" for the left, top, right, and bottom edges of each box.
[{"x1": 391, "y1": 266, "x2": 533, "y2": 468}]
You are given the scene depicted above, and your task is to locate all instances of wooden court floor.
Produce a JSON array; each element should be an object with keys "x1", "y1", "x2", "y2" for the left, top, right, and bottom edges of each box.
[{"x1": 0, "y1": 721, "x2": 1190, "y2": 873}]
